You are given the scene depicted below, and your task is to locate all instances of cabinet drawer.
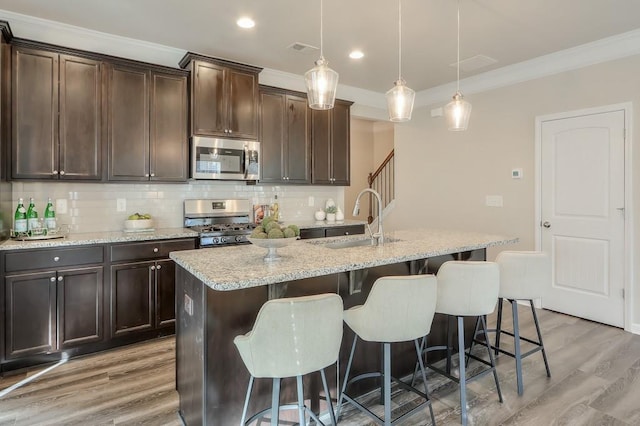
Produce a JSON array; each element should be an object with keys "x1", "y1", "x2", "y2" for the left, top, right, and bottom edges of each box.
[
  {"x1": 325, "y1": 225, "x2": 365, "y2": 237},
  {"x1": 299, "y1": 228, "x2": 325, "y2": 240},
  {"x1": 110, "y1": 238, "x2": 196, "y2": 262},
  {"x1": 5, "y1": 246, "x2": 104, "y2": 273}
]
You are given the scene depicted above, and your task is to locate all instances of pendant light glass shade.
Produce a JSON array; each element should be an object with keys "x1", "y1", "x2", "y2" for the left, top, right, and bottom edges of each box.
[
  {"x1": 446, "y1": 0, "x2": 471, "y2": 131},
  {"x1": 386, "y1": 0, "x2": 414, "y2": 122},
  {"x1": 305, "y1": 57, "x2": 339, "y2": 110},
  {"x1": 386, "y1": 79, "x2": 415, "y2": 122},
  {"x1": 445, "y1": 91, "x2": 472, "y2": 131},
  {"x1": 306, "y1": 0, "x2": 338, "y2": 110}
]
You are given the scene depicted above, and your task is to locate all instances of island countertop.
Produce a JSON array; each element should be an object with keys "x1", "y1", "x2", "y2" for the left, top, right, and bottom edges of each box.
[{"x1": 169, "y1": 228, "x2": 517, "y2": 291}]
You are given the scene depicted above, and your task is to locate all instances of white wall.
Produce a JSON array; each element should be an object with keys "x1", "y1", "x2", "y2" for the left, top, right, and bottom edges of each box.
[
  {"x1": 13, "y1": 181, "x2": 343, "y2": 233},
  {"x1": 385, "y1": 54, "x2": 640, "y2": 331}
]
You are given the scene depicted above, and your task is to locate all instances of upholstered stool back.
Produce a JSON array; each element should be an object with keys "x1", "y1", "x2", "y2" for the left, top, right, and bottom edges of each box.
[
  {"x1": 436, "y1": 261, "x2": 500, "y2": 316},
  {"x1": 234, "y1": 293, "x2": 343, "y2": 379},
  {"x1": 496, "y1": 251, "x2": 550, "y2": 300}
]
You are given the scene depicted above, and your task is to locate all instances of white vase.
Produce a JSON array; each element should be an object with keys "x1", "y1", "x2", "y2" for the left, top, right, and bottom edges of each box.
[
  {"x1": 326, "y1": 213, "x2": 336, "y2": 222},
  {"x1": 314, "y1": 210, "x2": 326, "y2": 221},
  {"x1": 336, "y1": 207, "x2": 344, "y2": 221}
]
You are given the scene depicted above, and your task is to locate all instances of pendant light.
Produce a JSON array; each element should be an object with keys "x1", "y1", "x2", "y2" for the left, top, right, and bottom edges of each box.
[
  {"x1": 386, "y1": 0, "x2": 415, "y2": 122},
  {"x1": 305, "y1": 0, "x2": 339, "y2": 110},
  {"x1": 445, "y1": 0, "x2": 472, "y2": 131}
]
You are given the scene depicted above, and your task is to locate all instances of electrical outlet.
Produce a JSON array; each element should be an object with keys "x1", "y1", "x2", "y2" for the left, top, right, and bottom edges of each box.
[
  {"x1": 116, "y1": 198, "x2": 126, "y2": 212},
  {"x1": 56, "y1": 199, "x2": 68, "y2": 215},
  {"x1": 308, "y1": 196, "x2": 314, "y2": 207},
  {"x1": 184, "y1": 293, "x2": 193, "y2": 316}
]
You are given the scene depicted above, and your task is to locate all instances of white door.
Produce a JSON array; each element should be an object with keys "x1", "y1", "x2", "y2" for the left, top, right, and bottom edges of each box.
[{"x1": 539, "y1": 109, "x2": 625, "y2": 327}]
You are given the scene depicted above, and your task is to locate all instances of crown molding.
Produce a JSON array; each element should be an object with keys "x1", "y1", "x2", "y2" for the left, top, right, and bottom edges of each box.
[
  {"x1": 3, "y1": 8, "x2": 638, "y2": 116},
  {"x1": 415, "y1": 28, "x2": 640, "y2": 108}
]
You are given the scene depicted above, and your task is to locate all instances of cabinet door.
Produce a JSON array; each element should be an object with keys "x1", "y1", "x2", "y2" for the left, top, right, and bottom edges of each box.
[
  {"x1": 155, "y1": 259, "x2": 175, "y2": 328},
  {"x1": 192, "y1": 61, "x2": 225, "y2": 136},
  {"x1": 58, "y1": 266, "x2": 104, "y2": 348},
  {"x1": 150, "y1": 72, "x2": 188, "y2": 181},
  {"x1": 286, "y1": 95, "x2": 311, "y2": 184},
  {"x1": 110, "y1": 261, "x2": 153, "y2": 336},
  {"x1": 107, "y1": 64, "x2": 150, "y2": 181},
  {"x1": 59, "y1": 55, "x2": 102, "y2": 180},
  {"x1": 227, "y1": 68, "x2": 258, "y2": 139},
  {"x1": 5, "y1": 271, "x2": 57, "y2": 358},
  {"x1": 330, "y1": 101, "x2": 351, "y2": 185},
  {"x1": 259, "y1": 90, "x2": 286, "y2": 183},
  {"x1": 311, "y1": 108, "x2": 332, "y2": 184},
  {"x1": 12, "y1": 47, "x2": 58, "y2": 179}
]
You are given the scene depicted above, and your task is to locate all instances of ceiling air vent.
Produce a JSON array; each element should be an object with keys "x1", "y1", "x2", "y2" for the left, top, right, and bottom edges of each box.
[
  {"x1": 287, "y1": 42, "x2": 319, "y2": 54},
  {"x1": 450, "y1": 54, "x2": 498, "y2": 73}
]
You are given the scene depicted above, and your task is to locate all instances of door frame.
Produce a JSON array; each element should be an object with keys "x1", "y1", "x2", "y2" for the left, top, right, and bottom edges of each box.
[{"x1": 534, "y1": 102, "x2": 634, "y2": 333}]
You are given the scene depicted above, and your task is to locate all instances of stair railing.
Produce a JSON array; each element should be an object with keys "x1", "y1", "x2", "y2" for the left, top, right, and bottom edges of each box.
[{"x1": 367, "y1": 149, "x2": 395, "y2": 224}]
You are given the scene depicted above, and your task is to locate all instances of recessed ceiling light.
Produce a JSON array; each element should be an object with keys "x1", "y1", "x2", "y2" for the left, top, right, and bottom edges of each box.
[
  {"x1": 237, "y1": 17, "x2": 255, "y2": 29},
  {"x1": 349, "y1": 50, "x2": 364, "y2": 59}
]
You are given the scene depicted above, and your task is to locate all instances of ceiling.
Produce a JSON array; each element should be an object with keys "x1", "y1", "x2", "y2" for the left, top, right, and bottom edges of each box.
[{"x1": 0, "y1": 0, "x2": 639, "y2": 94}]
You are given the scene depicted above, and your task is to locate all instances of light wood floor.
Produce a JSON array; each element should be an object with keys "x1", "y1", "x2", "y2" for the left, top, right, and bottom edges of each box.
[{"x1": 1, "y1": 306, "x2": 639, "y2": 425}]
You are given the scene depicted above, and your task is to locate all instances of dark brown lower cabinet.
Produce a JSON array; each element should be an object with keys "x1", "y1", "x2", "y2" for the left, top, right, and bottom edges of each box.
[
  {"x1": 110, "y1": 259, "x2": 175, "y2": 336},
  {"x1": 4, "y1": 266, "x2": 103, "y2": 359}
]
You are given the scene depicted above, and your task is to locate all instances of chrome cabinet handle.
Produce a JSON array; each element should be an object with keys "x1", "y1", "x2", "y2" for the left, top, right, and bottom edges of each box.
[
  {"x1": 156, "y1": 264, "x2": 162, "y2": 270},
  {"x1": 145, "y1": 173, "x2": 149, "y2": 177},
  {"x1": 60, "y1": 171, "x2": 65, "y2": 175},
  {"x1": 153, "y1": 247, "x2": 159, "y2": 253},
  {"x1": 53, "y1": 256, "x2": 60, "y2": 262},
  {"x1": 150, "y1": 173, "x2": 155, "y2": 177},
  {"x1": 50, "y1": 277, "x2": 56, "y2": 282},
  {"x1": 542, "y1": 221, "x2": 551, "y2": 228},
  {"x1": 58, "y1": 276, "x2": 63, "y2": 281},
  {"x1": 150, "y1": 265, "x2": 155, "y2": 271},
  {"x1": 52, "y1": 170, "x2": 58, "y2": 175}
]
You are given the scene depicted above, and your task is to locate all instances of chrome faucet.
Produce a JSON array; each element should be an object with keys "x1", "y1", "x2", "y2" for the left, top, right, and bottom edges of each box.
[{"x1": 352, "y1": 188, "x2": 384, "y2": 245}]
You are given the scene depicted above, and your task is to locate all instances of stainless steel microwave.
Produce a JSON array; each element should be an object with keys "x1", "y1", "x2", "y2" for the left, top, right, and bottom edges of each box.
[{"x1": 191, "y1": 137, "x2": 260, "y2": 181}]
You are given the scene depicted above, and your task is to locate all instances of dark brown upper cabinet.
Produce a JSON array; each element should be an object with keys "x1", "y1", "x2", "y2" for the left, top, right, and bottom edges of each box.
[
  {"x1": 12, "y1": 46, "x2": 102, "y2": 180},
  {"x1": 311, "y1": 100, "x2": 353, "y2": 185},
  {"x1": 180, "y1": 53, "x2": 262, "y2": 140},
  {"x1": 259, "y1": 86, "x2": 311, "y2": 184},
  {"x1": 107, "y1": 63, "x2": 188, "y2": 182},
  {"x1": 0, "y1": 21, "x2": 12, "y2": 182}
]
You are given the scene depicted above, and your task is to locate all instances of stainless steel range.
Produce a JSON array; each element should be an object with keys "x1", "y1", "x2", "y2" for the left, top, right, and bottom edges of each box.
[{"x1": 184, "y1": 199, "x2": 256, "y2": 248}]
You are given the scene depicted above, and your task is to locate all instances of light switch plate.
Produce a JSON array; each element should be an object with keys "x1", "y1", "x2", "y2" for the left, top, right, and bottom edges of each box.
[
  {"x1": 116, "y1": 198, "x2": 126, "y2": 212},
  {"x1": 308, "y1": 196, "x2": 314, "y2": 207}
]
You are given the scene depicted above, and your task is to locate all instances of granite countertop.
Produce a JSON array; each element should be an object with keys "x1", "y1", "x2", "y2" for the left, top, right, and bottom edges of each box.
[
  {"x1": 0, "y1": 228, "x2": 198, "y2": 251},
  {"x1": 170, "y1": 228, "x2": 518, "y2": 291}
]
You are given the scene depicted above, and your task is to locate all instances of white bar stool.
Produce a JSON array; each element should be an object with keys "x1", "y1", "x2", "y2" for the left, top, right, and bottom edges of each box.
[
  {"x1": 493, "y1": 251, "x2": 552, "y2": 395},
  {"x1": 425, "y1": 261, "x2": 503, "y2": 426},
  {"x1": 233, "y1": 293, "x2": 343, "y2": 426},
  {"x1": 337, "y1": 275, "x2": 438, "y2": 426}
]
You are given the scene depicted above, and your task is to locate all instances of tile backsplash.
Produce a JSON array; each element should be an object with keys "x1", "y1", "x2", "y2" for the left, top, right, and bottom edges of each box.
[{"x1": 12, "y1": 181, "x2": 344, "y2": 233}]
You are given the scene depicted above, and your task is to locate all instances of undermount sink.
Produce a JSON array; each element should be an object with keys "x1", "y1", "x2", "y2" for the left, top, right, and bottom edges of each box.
[{"x1": 311, "y1": 236, "x2": 402, "y2": 249}]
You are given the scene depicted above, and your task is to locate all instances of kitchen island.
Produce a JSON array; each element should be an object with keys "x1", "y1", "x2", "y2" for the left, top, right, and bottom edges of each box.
[{"x1": 170, "y1": 229, "x2": 517, "y2": 425}]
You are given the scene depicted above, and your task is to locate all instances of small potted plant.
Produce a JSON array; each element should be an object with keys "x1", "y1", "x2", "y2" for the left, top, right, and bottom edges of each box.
[{"x1": 325, "y1": 205, "x2": 338, "y2": 222}]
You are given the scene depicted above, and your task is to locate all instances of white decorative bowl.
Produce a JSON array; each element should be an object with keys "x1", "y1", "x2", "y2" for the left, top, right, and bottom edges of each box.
[
  {"x1": 124, "y1": 219, "x2": 153, "y2": 230},
  {"x1": 247, "y1": 237, "x2": 297, "y2": 262}
]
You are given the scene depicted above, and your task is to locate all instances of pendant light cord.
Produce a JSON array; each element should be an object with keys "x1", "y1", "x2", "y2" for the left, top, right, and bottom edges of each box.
[
  {"x1": 320, "y1": 0, "x2": 324, "y2": 59},
  {"x1": 456, "y1": 0, "x2": 460, "y2": 93},
  {"x1": 398, "y1": 0, "x2": 402, "y2": 80}
]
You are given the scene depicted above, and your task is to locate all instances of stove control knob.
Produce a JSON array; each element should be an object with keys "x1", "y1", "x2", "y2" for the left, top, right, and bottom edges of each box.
[
  {"x1": 235, "y1": 236, "x2": 244, "y2": 242},
  {"x1": 220, "y1": 237, "x2": 228, "y2": 243},
  {"x1": 212, "y1": 237, "x2": 219, "y2": 244}
]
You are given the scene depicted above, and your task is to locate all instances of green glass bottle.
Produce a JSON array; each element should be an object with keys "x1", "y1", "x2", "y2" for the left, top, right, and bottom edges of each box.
[
  {"x1": 26, "y1": 197, "x2": 38, "y2": 231},
  {"x1": 14, "y1": 198, "x2": 27, "y2": 233},
  {"x1": 44, "y1": 198, "x2": 57, "y2": 230}
]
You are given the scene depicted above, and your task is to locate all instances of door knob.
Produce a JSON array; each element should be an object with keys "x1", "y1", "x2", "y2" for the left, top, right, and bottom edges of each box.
[{"x1": 542, "y1": 221, "x2": 551, "y2": 228}]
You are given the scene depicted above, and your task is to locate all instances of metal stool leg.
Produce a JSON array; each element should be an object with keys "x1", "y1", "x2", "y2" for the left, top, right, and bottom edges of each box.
[
  {"x1": 414, "y1": 338, "x2": 436, "y2": 426},
  {"x1": 511, "y1": 299, "x2": 524, "y2": 395},
  {"x1": 457, "y1": 316, "x2": 468, "y2": 426},
  {"x1": 240, "y1": 375, "x2": 254, "y2": 426},
  {"x1": 495, "y1": 298, "x2": 504, "y2": 356},
  {"x1": 271, "y1": 378, "x2": 281, "y2": 426},
  {"x1": 383, "y1": 342, "x2": 392, "y2": 426},
  {"x1": 480, "y1": 315, "x2": 503, "y2": 402},
  {"x1": 320, "y1": 368, "x2": 337, "y2": 426},
  {"x1": 336, "y1": 335, "x2": 357, "y2": 419},
  {"x1": 296, "y1": 375, "x2": 306, "y2": 426},
  {"x1": 531, "y1": 300, "x2": 551, "y2": 378}
]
